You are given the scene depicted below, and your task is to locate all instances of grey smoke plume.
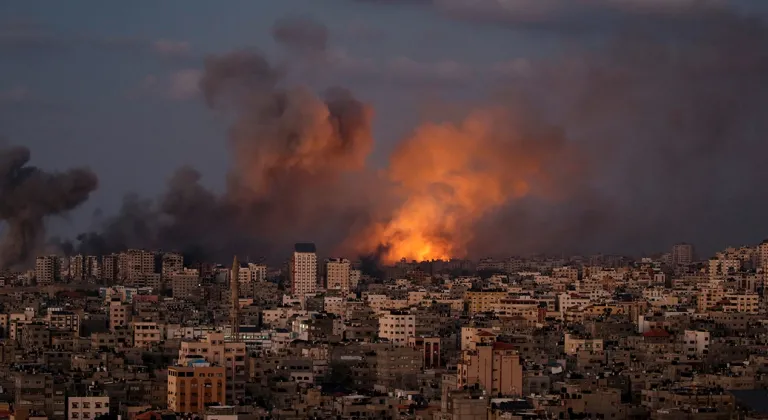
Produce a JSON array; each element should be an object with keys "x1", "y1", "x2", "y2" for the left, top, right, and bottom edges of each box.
[
  {"x1": 466, "y1": 8, "x2": 768, "y2": 256},
  {"x1": 342, "y1": 3, "x2": 768, "y2": 257},
  {"x1": 75, "y1": 8, "x2": 768, "y2": 262},
  {"x1": 200, "y1": 50, "x2": 372, "y2": 196},
  {"x1": 75, "y1": 47, "x2": 375, "y2": 262},
  {"x1": 0, "y1": 145, "x2": 97, "y2": 268}
]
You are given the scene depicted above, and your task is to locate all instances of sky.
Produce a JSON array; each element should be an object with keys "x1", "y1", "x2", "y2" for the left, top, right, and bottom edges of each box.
[
  {"x1": 1, "y1": 0, "x2": 562, "y2": 231},
  {"x1": 2, "y1": 0, "x2": 768, "y2": 260}
]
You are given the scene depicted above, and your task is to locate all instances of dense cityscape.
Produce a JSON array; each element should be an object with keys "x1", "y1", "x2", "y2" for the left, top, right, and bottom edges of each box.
[
  {"x1": 0, "y1": 240, "x2": 763, "y2": 419},
  {"x1": 4, "y1": 0, "x2": 768, "y2": 419}
]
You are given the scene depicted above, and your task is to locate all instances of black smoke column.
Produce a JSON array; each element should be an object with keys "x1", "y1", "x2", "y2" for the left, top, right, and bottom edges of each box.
[{"x1": 0, "y1": 146, "x2": 98, "y2": 269}]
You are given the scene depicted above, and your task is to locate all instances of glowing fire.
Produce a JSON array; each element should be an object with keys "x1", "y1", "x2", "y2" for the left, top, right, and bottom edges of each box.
[
  {"x1": 364, "y1": 110, "x2": 551, "y2": 264},
  {"x1": 371, "y1": 197, "x2": 454, "y2": 263}
]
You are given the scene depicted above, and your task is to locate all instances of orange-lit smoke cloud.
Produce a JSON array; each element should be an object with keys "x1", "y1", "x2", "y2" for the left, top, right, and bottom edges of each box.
[{"x1": 358, "y1": 107, "x2": 578, "y2": 263}]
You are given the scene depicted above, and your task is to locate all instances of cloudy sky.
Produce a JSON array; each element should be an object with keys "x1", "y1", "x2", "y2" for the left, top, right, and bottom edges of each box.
[{"x1": 2, "y1": 0, "x2": 768, "y2": 257}]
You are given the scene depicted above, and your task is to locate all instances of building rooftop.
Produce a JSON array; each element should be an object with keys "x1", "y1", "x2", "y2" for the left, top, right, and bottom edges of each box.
[{"x1": 643, "y1": 329, "x2": 671, "y2": 338}]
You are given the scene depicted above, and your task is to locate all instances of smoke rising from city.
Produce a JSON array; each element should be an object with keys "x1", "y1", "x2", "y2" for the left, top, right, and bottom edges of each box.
[
  {"x1": 352, "y1": 107, "x2": 584, "y2": 263},
  {"x1": 72, "y1": 47, "x2": 376, "y2": 263},
  {"x1": 53, "y1": 6, "x2": 768, "y2": 263},
  {"x1": 0, "y1": 146, "x2": 97, "y2": 269}
]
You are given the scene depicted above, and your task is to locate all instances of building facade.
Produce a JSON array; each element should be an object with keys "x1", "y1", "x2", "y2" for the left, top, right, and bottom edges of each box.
[
  {"x1": 326, "y1": 258, "x2": 351, "y2": 294},
  {"x1": 290, "y1": 243, "x2": 317, "y2": 298},
  {"x1": 167, "y1": 363, "x2": 226, "y2": 414}
]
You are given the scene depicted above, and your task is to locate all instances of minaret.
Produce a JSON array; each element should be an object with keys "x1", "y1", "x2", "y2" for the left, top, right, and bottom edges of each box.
[{"x1": 230, "y1": 255, "x2": 240, "y2": 342}]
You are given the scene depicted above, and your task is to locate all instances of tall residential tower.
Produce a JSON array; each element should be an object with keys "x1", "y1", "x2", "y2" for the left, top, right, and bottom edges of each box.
[{"x1": 290, "y1": 243, "x2": 317, "y2": 298}]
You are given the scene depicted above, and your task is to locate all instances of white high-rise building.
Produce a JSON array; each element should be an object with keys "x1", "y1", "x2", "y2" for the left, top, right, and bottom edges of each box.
[
  {"x1": 291, "y1": 243, "x2": 317, "y2": 297},
  {"x1": 326, "y1": 258, "x2": 351, "y2": 293}
]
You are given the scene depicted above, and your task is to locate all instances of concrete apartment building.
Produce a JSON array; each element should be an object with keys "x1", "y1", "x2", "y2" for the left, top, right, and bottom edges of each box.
[
  {"x1": 564, "y1": 333, "x2": 604, "y2": 355},
  {"x1": 161, "y1": 252, "x2": 183, "y2": 277},
  {"x1": 235, "y1": 262, "x2": 268, "y2": 297},
  {"x1": 290, "y1": 243, "x2": 317, "y2": 298},
  {"x1": 378, "y1": 310, "x2": 416, "y2": 346},
  {"x1": 408, "y1": 336, "x2": 441, "y2": 369},
  {"x1": 376, "y1": 346, "x2": 424, "y2": 389},
  {"x1": 465, "y1": 291, "x2": 508, "y2": 314},
  {"x1": 178, "y1": 333, "x2": 246, "y2": 404},
  {"x1": 457, "y1": 343, "x2": 523, "y2": 396},
  {"x1": 101, "y1": 254, "x2": 119, "y2": 284},
  {"x1": 326, "y1": 258, "x2": 351, "y2": 294},
  {"x1": 759, "y1": 240, "x2": 768, "y2": 268},
  {"x1": 108, "y1": 299, "x2": 130, "y2": 331},
  {"x1": 35, "y1": 256, "x2": 60, "y2": 286},
  {"x1": 45, "y1": 311, "x2": 79, "y2": 332},
  {"x1": 237, "y1": 263, "x2": 266, "y2": 287},
  {"x1": 133, "y1": 321, "x2": 162, "y2": 348},
  {"x1": 461, "y1": 327, "x2": 498, "y2": 351},
  {"x1": 118, "y1": 249, "x2": 157, "y2": 282},
  {"x1": 20, "y1": 323, "x2": 50, "y2": 349},
  {"x1": 349, "y1": 269, "x2": 361, "y2": 290},
  {"x1": 13, "y1": 372, "x2": 66, "y2": 420},
  {"x1": 67, "y1": 396, "x2": 109, "y2": 420},
  {"x1": 171, "y1": 270, "x2": 200, "y2": 300},
  {"x1": 683, "y1": 329, "x2": 710, "y2": 356},
  {"x1": 167, "y1": 363, "x2": 226, "y2": 413},
  {"x1": 69, "y1": 255, "x2": 85, "y2": 282}
]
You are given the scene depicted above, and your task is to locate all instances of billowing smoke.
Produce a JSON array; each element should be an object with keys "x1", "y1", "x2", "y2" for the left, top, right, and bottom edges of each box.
[
  {"x1": 352, "y1": 4, "x2": 768, "y2": 259},
  {"x1": 0, "y1": 146, "x2": 97, "y2": 268},
  {"x1": 199, "y1": 50, "x2": 372, "y2": 197},
  {"x1": 469, "y1": 9, "x2": 768, "y2": 256},
  {"x1": 355, "y1": 107, "x2": 583, "y2": 263},
  {"x1": 74, "y1": 6, "x2": 768, "y2": 262},
  {"x1": 75, "y1": 47, "x2": 375, "y2": 262}
]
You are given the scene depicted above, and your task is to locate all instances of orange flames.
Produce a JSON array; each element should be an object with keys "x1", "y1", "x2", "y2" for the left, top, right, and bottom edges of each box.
[{"x1": 361, "y1": 108, "x2": 567, "y2": 264}]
